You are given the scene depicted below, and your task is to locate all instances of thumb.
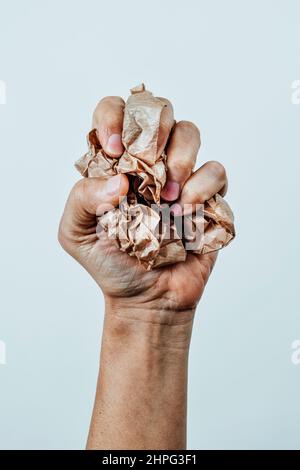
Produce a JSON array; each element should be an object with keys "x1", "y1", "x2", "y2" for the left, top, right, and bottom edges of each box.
[{"x1": 58, "y1": 174, "x2": 129, "y2": 249}]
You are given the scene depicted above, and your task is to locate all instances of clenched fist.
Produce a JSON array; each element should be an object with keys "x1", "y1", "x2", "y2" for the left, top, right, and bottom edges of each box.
[{"x1": 58, "y1": 95, "x2": 228, "y2": 322}]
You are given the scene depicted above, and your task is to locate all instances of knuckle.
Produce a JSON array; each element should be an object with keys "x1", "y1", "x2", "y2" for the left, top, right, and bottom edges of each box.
[
  {"x1": 57, "y1": 223, "x2": 67, "y2": 249},
  {"x1": 182, "y1": 180, "x2": 211, "y2": 204},
  {"x1": 200, "y1": 189, "x2": 212, "y2": 202},
  {"x1": 68, "y1": 179, "x2": 87, "y2": 211},
  {"x1": 182, "y1": 183, "x2": 199, "y2": 203},
  {"x1": 57, "y1": 220, "x2": 71, "y2": 253},
  {"x1": 57, "y1": 179, "x2": 88, "y2": 254},
  {"x1": 177, "y1": 120, "x2": 201, "y2": 139},
  {"x1": 206, "y1": 160, "x2": 227, "y2": 182},
  {"x1": 93, "y1": 96, "x2": 124, "y2": 126},
  {"x1": 175, "y1": 121, "x2": 201, "y2": 152},
  {"x1": 171, "y1": 159, "x2": 193, "y2": 176}
]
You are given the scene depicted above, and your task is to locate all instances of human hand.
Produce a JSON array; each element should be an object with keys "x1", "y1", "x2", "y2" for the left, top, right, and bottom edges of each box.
[{"x1": 58, "y1": 95, "x2": 228, "y2": 327}]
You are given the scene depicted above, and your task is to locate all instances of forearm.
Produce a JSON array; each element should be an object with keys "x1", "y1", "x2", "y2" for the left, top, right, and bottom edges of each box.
[{"x1": 86, "y1": 303, "x2": 195, "y2": 450}]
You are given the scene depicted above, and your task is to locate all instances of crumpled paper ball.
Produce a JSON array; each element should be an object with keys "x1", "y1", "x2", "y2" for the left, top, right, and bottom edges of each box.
[{"x1": 75, "y1": 84, "x2": 235, "y2": 270}]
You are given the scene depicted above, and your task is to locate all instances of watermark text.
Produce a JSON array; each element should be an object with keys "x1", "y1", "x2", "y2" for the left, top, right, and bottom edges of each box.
[
  {"x1": 291, "y1": 339, "x2": 300, "y2": 365},
  {"x1": 291, "y1": 80, "x2": 300, "y2": 104},
  {"x1": 0, "y1": 80, "x2": 6, "y2": 105},
  {"x1": 0, "y1": 340, "x2": 6, "y2": 365}
]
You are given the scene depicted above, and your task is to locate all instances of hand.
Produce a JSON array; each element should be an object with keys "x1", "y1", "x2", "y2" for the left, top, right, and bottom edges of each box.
[
  {"x1": 58, "y1": 95, "x2": 228, "y2": 324},
  {"x1": 59, "y1": 94, "x2": 229, "y2": 449}
]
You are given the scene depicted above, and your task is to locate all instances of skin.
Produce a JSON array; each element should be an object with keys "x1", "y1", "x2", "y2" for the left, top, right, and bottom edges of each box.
[{"x1": 58, "y1": 94, "x2": 228, "y2": 450}]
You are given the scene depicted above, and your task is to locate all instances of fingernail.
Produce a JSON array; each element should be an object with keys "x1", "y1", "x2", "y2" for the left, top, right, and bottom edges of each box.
[
  {"x1": 106, "y1": 174, "x2": 121, "y2": 195},
  {"x1": 161, "y1": 181, "x2": 180, "y2": 201},
  {"x1": 106, "y1": 134, "x2": 123, "y2": 155},
  {"x1": 170, "y1": 203, "x2": 182, "y2": 217}
]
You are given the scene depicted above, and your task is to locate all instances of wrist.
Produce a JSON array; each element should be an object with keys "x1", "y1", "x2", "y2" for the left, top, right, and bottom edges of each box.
[
  {"x1": 92, "y1": 297, "x2": 192, "y2": 450},
  {"x1": 104, "y1": 296, "x2": 195, "y2": 351}
]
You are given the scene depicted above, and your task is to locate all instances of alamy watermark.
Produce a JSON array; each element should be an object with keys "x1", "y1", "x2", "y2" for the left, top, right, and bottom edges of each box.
[
  {"x1": 0, "y1": 80, "x2": 6, "y2": 104},
  {"x1": 0, "y1": 340, "x2": 6, "y2": 365},
  {"x1": 96, "y1": 199, "x2": 206, "y2": 251},
  {"x1": 291, "y1": 340, "x2": 300, "y2": 365},
  {"x1": 291, "y1": 80, "x2": 300, "y2": 104}
]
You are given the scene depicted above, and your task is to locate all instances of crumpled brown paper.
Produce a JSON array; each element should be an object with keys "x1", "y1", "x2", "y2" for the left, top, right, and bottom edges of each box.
[{"x1": 75, "y1": 84, "x2": 235, "y2": 270}]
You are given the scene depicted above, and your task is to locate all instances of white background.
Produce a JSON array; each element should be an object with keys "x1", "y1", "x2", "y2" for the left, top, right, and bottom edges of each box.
[{"x1": 0, "y1": 0, "x2": 300, "y2": 449}]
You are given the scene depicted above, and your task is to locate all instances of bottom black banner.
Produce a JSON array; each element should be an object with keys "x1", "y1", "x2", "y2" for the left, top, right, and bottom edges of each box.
[{"x1": 0, "y1": 450, "x2": 299, "y2": 465}]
